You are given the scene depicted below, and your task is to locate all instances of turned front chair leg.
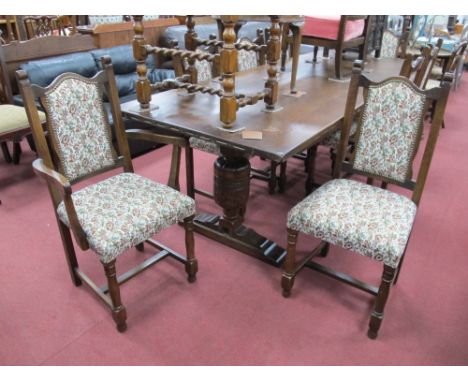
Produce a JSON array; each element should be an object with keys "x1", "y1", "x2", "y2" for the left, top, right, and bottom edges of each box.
[
  {"x1": 184, "y1": 215, "x2": 198, "y2": 283},
  {"x1": 368, "y1": 265, "x2": 396, "y2": 339},
  {"x1": 281, "y1": 228, "x2": 299, "y2": 297},
  {"x1": 103, "y1": 259, "x2": 127, "y2": 333}
]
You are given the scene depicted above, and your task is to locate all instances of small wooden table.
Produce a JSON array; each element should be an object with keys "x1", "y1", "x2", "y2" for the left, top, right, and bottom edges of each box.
[{"x1": 121, "y1": 55, "x2": 404, "y2": 266}]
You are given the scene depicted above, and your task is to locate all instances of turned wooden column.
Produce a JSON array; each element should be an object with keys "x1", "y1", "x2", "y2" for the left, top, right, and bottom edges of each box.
[
  {"x1": 184, "y1": 16, "x2": 199, "y2": 84},
  {"x1": 132, "y1": 15, "x2": 151, "y2": 109},
  {"x1": 264, "y1": 16, "x2": 281, "y2": 110},
  {"x1": 220, "y1": 16, "x2": 238, "y2": 128},
  {"x1": 214, "y1": 150, "x2": 250, "y2": 234}
]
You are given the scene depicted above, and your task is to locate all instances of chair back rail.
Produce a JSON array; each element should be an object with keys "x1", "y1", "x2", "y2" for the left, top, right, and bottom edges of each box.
[{"x1": 335, "y1": 60, "x2": 452, "y2": 206}]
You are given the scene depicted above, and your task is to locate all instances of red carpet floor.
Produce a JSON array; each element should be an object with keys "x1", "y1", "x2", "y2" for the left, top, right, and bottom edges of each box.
[{"x1": 1, "y1": 74, "x2": 468, "y2": 366}]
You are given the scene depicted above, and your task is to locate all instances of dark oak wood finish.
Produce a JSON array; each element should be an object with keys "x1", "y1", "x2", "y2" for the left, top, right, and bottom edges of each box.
[
  {"x1": 132, "y1": 16, "x2": 303, "y2": 129},
  {"x1": 77, "y1": 17, "x2": 179, "y2": 49},
  {"x1": 122, "y1": 55, "x2": 405, "y2": 266},
  {"x1": 17, "y1": 57, "x2": 198, "y2": 332}
]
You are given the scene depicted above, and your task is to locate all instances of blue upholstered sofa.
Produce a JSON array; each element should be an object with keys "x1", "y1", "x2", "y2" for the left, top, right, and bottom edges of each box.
[
  {"x1": 16, "y1": 44, "x2": 175, "y2": 106},
  {"x1": 15, "y1": 44, "x2": 175, "y2": 156}
]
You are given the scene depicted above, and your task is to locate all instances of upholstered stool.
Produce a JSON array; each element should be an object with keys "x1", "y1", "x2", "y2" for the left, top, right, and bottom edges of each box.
[{"x1": 0, "y1": 104, "x2": 46, "y2": 164}]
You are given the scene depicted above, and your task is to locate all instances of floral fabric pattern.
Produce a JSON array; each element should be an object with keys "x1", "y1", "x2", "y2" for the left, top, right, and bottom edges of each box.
[
  {"x1": 183, "y1": 49, "x2": 213, "y2": 83},
  {"x1": 352, "y1": 80, "x2": 426, "y2": 183},
  {"x1": 320, "y1": 121, "x2": 358, "y2": 149},
  {"x1": 380, "y1": 30, "x2": 399, "y2": 58},
  {"x1": 237, "y1": 38, "x2": 258, "y2": 72},
  {"x1": 287, "y1": 179, "x2": 417, "y2": 268},
  {"x1": 44, "y1": 76, "x2": 116, "y2": 181},
  {"x1": 57, "y1": 172, "x2": 196, "y2": 263},
  {"x1": 189, "y1": 136, "x2": 221, "y2": 156}
]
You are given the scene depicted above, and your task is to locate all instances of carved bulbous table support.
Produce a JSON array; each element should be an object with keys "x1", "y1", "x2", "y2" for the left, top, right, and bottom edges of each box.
[{"x1": 214, "y1": 155, "x2": 250, "y2": 233}]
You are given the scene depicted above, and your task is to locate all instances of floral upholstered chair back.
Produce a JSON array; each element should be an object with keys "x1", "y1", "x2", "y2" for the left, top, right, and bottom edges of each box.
[
  {"x1": 181, "y1": 49, "x2": 214, "y2": 83},
  {"x1": 236, "y1": 37, "x2": 259, "y2": 72},
  {"x1": 42, "y1": 73, "x2": 117, "y2": 182},
  {"x1": 380, "y1": 30, "x2": 400, "y2": 58},
  {"x1": 351, "y1": 78, "x2": 427, "y2": 183}
]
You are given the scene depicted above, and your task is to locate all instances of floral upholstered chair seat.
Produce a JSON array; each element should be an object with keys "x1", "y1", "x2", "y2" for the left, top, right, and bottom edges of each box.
[
  {"x1": 287, "y1": 178, "x2": 417, "y2": 268},
  {"x1": 57, "y1": 172, "x2": 195, "y2": 264}
]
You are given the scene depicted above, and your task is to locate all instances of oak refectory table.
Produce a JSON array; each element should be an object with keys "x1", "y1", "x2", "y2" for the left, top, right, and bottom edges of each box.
[{"x1": 121, "y1": 55, "x2": 405, "y2": 266}]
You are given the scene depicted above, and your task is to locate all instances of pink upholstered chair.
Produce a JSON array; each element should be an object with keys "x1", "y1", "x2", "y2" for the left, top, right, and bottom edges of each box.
[{"x1": 302, "y1": 16, "x2": 369, "y2": 79}]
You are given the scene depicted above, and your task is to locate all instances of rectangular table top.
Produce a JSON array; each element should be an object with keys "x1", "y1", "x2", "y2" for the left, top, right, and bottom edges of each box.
[{"x1": 121, "y1": 55, "x2": 404, "y2": 162}]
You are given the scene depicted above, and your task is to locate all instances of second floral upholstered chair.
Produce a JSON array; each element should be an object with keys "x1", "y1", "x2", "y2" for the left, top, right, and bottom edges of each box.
[
  {"x1": 17, "y1": 56, "x2": 198, "y2": 332},
  {"x1": 281, "y1": 61, "x2": 452, "y2": 339}
]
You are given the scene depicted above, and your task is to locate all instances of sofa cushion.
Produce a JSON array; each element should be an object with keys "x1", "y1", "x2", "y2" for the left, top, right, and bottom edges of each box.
[
  {"x1": 20, "y1": 52, "x2": 98, "y2": 88},
  {"x1": 91, "y1": 44, "x2": 156, "y2": 74}
]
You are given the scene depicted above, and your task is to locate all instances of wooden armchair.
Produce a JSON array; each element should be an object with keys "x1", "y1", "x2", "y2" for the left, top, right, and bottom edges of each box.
[
  {"x1": 302, "y1": 16, "x2": 370, "y2": 79},
  {"x1": 17, "y1": 56, "x2": 198, "y2": 332},
  {"x1": 281, "y1": 61, "x2": 452, "y2": 339}
]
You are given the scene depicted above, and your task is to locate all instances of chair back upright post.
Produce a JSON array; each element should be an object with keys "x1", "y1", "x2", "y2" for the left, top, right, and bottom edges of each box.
[
  {"x1": 333, "y1": 60, "x2": 363, "y2": 178},
  {"x1": 412, "y1": 72, "x2": 452, "y2": 205},
  {"x1": 334, "y1": 60, "x2": 452, "y2": 206},
  {"x1": 420, "y1": 38, "x2": 443, "y2": 89},
  {"x1": 100, "y1": 56, "x2": 133, "y2": 173},
  {"x1": 413, "y1": 44, "x2": 435, "y2": 87}
]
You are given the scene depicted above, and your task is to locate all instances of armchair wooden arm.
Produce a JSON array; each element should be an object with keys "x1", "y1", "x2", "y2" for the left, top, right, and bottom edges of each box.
[
  {"x1": 33, "y1": 158, "x2": 71, "y2": 194},
  {"x1": 32, "y1": 158, "x2": 89, "y2": 250},
  {"x1": 126, "y1": 128, "x2": 187, "y2": 191}
]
